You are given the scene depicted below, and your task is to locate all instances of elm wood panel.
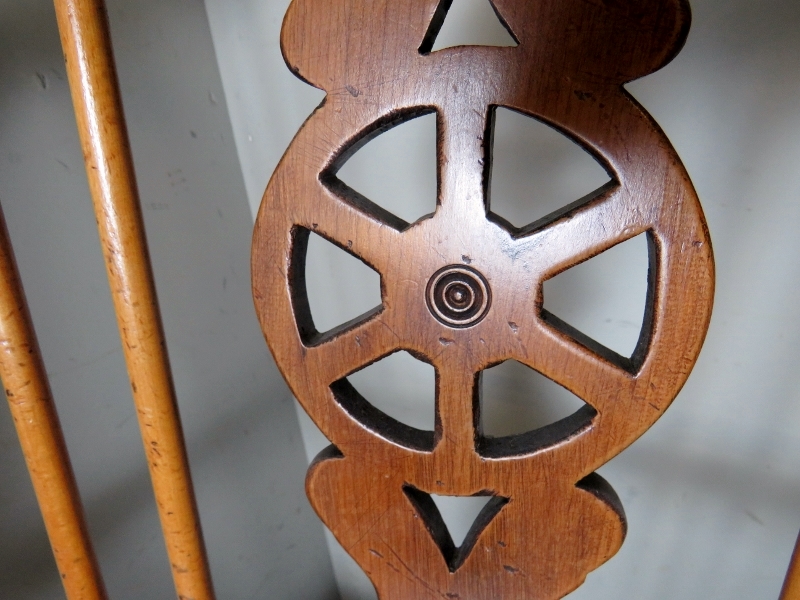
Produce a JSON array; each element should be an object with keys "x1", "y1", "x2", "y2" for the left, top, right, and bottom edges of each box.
[
  {"x1": 0, "y1": 205, "x2": 107, "y2": 600},
  {"x1": 252, "y1": 0, "x2": 714, "y2": 598},
  {"x1": 53, "y1": 1, "x2": 215, "y2": 598}
]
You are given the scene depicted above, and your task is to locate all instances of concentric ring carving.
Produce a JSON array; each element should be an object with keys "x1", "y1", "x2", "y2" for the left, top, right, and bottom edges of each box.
[{"x1": 426, "y1": 265, "x2": 491, "y2": 328}]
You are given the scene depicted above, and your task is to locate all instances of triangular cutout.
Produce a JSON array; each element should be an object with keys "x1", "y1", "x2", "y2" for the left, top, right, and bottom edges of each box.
[
  {"x1": 430, "y1": 494, "x2": 494, "y2": 548},
  {"x1": 403, "y1": 486, "x2": 508, "y2": 572},
  {"x1": 488, "y1": 107, "x2": 612, "y2": 232},
  {"x1": 420, "y1": 0, "x2": 518, "y2": 54},
  {"x1": 480, "y1": 360, "x2": 587, "y2": 437},
  {"x1": 328, "y1": 112, "x2": 437, "y2": 229},
  {"x1": 543, "y1": 233, "x2": 652, "y2": 364},
  {"x1": 298, "y1": 229, "x2": 382, "y2": 340}
]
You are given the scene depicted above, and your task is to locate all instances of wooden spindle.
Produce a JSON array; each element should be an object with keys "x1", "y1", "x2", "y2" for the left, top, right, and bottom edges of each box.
[
  {"x1": 53, "y1": 1, "x2": 215, "y2": 598},
  {"x1": 0, "y1": 205, "x2": 107, "y2": 600},
  {"x1": 781, "y1": 531, "x2": 800, "y2": 600}
]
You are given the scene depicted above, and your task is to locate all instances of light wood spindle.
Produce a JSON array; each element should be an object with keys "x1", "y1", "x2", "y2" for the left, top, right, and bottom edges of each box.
[
  {"x1": 53, "y1": 1, "x2": 215, "y2": 598},
  {"x1": 0, "y1": 205, "x2": 107, "y2": 600},
  {"x1": 781, "y1": 532, "x2": 800, "y2": 600}
]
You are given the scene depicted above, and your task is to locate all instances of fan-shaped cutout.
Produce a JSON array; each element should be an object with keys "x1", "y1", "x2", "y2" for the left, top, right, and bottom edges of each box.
[
  {"x1": 543, "y1": 233, "x2": 652, "y2": 362},
  {"x1": 347, "y1": 351, "x2": 436, "y2": 432},
  {"x1": 476, "y1": 360, "x2": 597, "y2": 459},
  {"x1": 329, "y1": 112, "x2": 437, "y2": 228},
  {"x1": 300, "y1": 229, "x2": 382, "y2": 339},
  {"x1": 420, "y1": 0, "x2": 518, "y2": 54},
  {"x1": 403, "y1": 486, "x2": 508, "y2": 572},
  {"x1": 488, "y1": 107, "x2": 612, "y2": 231},
  {"x1": 480, "y1": 360, "x2": 587, "y2": 438}
]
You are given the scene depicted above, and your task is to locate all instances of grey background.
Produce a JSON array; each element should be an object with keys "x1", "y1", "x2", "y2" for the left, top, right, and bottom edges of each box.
[{"x1": 2, "y1": 0, "x2": 800, "y2": 598}]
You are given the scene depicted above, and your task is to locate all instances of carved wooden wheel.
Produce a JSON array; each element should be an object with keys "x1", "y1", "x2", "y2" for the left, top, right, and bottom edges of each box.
[{"x1": 252, "y1": 0, "x2": 714, "y2": 598}]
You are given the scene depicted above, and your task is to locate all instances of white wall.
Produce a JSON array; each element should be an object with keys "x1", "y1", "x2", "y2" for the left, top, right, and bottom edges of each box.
[
  {"x1": 204, "y1": 0, "x2": 800, "y2": 599},
  {"x1": 0, "y1": 0, "x2": 337, "y2": 598}
]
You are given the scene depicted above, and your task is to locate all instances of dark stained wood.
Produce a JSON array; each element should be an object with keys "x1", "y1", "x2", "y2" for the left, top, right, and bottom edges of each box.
[{"x1": 252, "y1": 0, "x2": 714, "y2": 597}]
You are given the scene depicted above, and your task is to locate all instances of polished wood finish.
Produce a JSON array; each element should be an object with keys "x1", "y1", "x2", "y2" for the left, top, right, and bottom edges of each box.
[
  {"x1": 253, "y1": 0, "x2": 714, "y2": 598},
  {"x1": 54, "y1": 1, "x2": 215, "y2": 598},
  {"x1": 781, "y1": 532, "x2": 800, "y2": 600},
  {"x1": 0, "y1": 206, "x2": 107, "y2": 600}
]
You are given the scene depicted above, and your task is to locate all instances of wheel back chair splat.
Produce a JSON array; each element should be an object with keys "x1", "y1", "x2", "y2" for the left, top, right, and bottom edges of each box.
[
  {"x1": 4, "y1": 0, "x2": 800, "y2": 599},
  {"x1": 252, "y1": 0, "x2": 714, "y2": 598}
]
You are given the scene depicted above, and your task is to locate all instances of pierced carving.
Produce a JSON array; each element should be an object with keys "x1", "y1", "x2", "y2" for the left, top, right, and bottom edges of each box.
[
  {"x1": 403, "y1": 486, "x2": 510, "y2": 573},
  {"x1": 252, "y1": 0, "x2": 713, "y2": 597}
]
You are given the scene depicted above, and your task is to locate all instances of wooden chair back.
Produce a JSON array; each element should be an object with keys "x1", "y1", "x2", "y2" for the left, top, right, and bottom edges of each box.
[
  {"x1": 251, "y1": 0, "x2": 713, "y2": 597},
  {"x1": 1, "y1": 0, "x2": 798, "y2": 599}
]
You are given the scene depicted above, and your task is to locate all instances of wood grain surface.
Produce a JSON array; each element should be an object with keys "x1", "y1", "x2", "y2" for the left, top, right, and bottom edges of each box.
[
  {"x1": 0, "y1": 205, "x2": 107, "y2": 600},
  {"x1": 252, "y1": 0, "x2": 714, "y2": 597},
  {"x1": 54, "y1": 1, "x2": 216, "y2": 598}
]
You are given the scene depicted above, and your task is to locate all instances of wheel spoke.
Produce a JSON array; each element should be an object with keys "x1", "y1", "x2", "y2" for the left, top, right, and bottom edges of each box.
[
  {"x1": 514, "y1": 317, "x2": 635, "y2": 415},
  {"x1": 434, "y1": 363, "x2": 480, "y2": 459},
  {"x1": 266, "y1": 98, "x2": 408, "y2": 274},
  {"x1": 512, "y1": 184, "x2": 651, "y2": 279},
  {"x1": 291, "y1": 180, "x2": 403, "y2": 275},
  {"x1": 304, "y1": 308, "x2": 402, "y2": 386},
  {"x1": 437, "y1": 103, "x2": 490, "y2": 222}
]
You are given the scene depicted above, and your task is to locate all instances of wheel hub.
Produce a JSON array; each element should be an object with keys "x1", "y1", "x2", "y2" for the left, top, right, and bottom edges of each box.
[{"x1": 426, "y1": 265, "x2": 491, "y2": 328}]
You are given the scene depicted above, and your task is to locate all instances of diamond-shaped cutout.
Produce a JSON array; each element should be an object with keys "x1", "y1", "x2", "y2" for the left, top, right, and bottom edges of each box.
[
  {"x1": 420, "y1": 0, "x2": 518, "y2": 54},
  {"x1": 292, "y1": 228, "x2": 382, "y2": 344},
  {"x1": 323, "y1": 111, "x2": 437, "y2": 230},
  {"x1": 404, "y1": 485, "x2": 508, "y2": 572},
  {"x1": 332, "y1": 351, "x2": 437, "y2": 451},
  {"x1": 488, "y1": 107, "x2": 612, "y2": 232},
  {"x1": 480, "y1": 360, "x2": 587, "y2": 437},
  {"x1": 542, "y1": 233, "x2": 652, "y2": 366}
]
